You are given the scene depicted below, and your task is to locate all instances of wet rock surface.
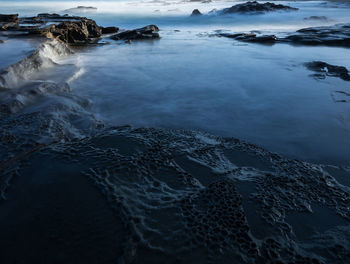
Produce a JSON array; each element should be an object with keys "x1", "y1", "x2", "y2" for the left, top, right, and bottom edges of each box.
[
  {"x1": 47, "y1": 19, "x2": 102, "y2": 44},
  {"x1": 284, "y1": 23, "x2": 350, "y2": 47},
  {"x1": 218, "y1": 23, "x2": 350, "y2": 47},
  {"x1": 1, "y1": 120, "x2": 350, "y2": 263},
  {"x1": 219, "y1": 32, "x2": 277, "y2": 43},
  {"x1": 112, "y1": 25, "x2": 160, "y2": 40},
  {"x1": 0, "y1": 13, "x2": 108, "y2": 44},
  {"x1": 305, "y1": 61, "x2": 350, "y2": 81},
  {"x1": 219, "y1": 1, "x2": 298, "y2": 15},
  {"x1": 101, "y1": 26, "x2": 119, "y2": 34}
]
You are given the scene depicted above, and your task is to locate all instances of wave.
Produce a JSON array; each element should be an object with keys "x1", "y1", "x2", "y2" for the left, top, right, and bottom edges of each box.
[{"x1": 0, "y1": 40, "x2": 72, "y2": 89}]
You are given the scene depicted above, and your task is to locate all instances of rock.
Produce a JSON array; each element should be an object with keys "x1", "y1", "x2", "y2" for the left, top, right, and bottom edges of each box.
[
  {"x1": 112, "y1": 25, "x2": 160, "y2": 41},
  {"x1": 219, "y1": 32, "x2": 277, "y2": 43},
  {"x1": 64, "y1": 6, "x2": 98, "y2": 13},
  {"x1": 220, "y1": 1, "x2": 298, "y2": 14},
  {"x1": 220, "y1": 23, "x2": 350, "y2": 47},
  {"x1": 0, "y1": 14, "x2": 19, "y2": 22},
  {"x1": 0, "y1": 39, "x2": 5, "y2": 43},
  {"x1": 191, "y1": 9, "x2": 202, "y2": 16},
  {"x1": 37, "y1": 13, "x2": 82, "y2": 20},
  {"x1": 304, "y1": 16, "x2": 328, "y2": 21},
  {"x1": 305, "y1": 61, "x2": 350, "y2": 81},
  {"x1": 101, "y1": 26, "x2": 119, "y2": 34},
  {"x1": 283, "y1": 23, "x2": 350, "y2": 47},
  {"x1": 47, "y1": 19, "x2": 102, "y2": 44}
]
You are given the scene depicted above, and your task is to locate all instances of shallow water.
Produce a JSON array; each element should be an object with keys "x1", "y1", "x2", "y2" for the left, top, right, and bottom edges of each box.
[{"x1": 1, "y1": 0, "x2": 350, "y2": 165}]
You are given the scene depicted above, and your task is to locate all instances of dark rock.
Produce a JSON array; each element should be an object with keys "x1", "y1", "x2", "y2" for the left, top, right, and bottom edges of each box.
[
  {"x1": 220, "y1": 1, "x2": 298, "y2": 14},
  {"x1": 48, "y1": 19, "x2": 102, "y2": 44},
  {"x1": 64, "y1": 6, "x2": 98, "y2": 13},
  {"x1": 101, "y1": 26, "x2": 119, "y2": 34},
  {"x1": 0, "y1": 14, "x2": 19, "y2": 22},
  {"x1": 0, "y1": 39, "x2": 5, "y2": 43},
  {"x1": 220, "y1": 23, "x2": 350, "y2": 47},
  {"x1": 112, "y1": 25, "x2": 160, "y2": 41},
  {"x1": 37, "y1": 13, "x2": 82, "y2": 20},
  {"x1": 219, "y1": 32, "x2": 277, "y2": 44},
  {"x1": 283, "y1": 23, "x2": 350, "y2": 47},
  {"x1": 191, "y1": 9, "x2": 202, "y2": 16},
  {"x1": 304, "y1": 16, "x2": 328, "y2": 21},
  {"x1": 305, "y1": 61, "x2": 350, "y2": 81}
]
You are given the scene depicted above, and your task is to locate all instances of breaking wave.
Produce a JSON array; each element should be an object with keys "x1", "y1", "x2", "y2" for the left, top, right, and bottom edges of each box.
[{"x1": 0, "y1": 40, "x2": 72, "y2": 89}]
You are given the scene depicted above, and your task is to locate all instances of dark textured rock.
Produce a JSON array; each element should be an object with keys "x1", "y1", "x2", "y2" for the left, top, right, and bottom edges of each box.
[
  {"x1": 112, "y1": 25, "x2": 160, "y2": 40},
  {"x1": 220, "y1": 1, "x2": 298, "y2": 14},
  {"x1": 283, "y1": 23, "x2": 350, "y2": 47},
  {"x1": 48, "y1": 19, "x2": 102, "y2": 44},
  {"x1": 0, "y1": 14, "x2": 19, "y2": 22},
  {"x1": 191, "y1": 9, "x2": 202, "y2": 16},
  {"x1": 220, "y1": 23, "x2": 350, "y2": 47},
  {"x1": 219, "y1": 32, "x2": 277, "y2": 43},
  {"x1": 101, "y1": 26, "x2": 119, "y2": 34},
  {"x1": 305, "y1": 61, "x2": 350, "y2": 81}
]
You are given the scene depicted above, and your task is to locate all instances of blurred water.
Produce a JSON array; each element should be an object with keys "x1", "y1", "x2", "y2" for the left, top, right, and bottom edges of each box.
[{"x1": 1, "y1": 0, "x2": 350, "y2": 164}]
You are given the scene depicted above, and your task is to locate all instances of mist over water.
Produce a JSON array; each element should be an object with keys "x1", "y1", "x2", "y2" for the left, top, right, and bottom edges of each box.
[{"x1": 1, "y1": 0, "x2": 350, "y2": 164}]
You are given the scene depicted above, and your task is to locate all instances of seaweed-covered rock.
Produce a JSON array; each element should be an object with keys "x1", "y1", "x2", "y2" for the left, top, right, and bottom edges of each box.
[
  {"x1": 48, "y1": 19, "x2": 102, "y2": 44},
  {"x1": 112, "y1": 25, "x2": 160, "y2": 40},
  {"x1": 191, "y1": 9, "x2": 202, "y2": 16},
  {"x1": 101, "y1": 26, "x2": 119, "y2": 34},
  {"x1": 305, "y1": 61, "x2": 350, "y2": 81},
  {"x1": 220, "y1": 1, "x2": 298, "y2": 14}
]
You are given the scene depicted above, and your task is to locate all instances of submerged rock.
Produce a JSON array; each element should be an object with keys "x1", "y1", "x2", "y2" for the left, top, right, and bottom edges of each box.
[
  {"x1": 305, "y1": 61, "x2": 350, "y2": 81},
  {"x1": 112, "y1": 25, "x2": 160, "y2": 40},
  {"x1": 304, "y1": 16, "x2": 328, "y2": 21},
  {"x1": 220, "y1": 1, "x2": 298, "y2": 14},
  {"x1": 101, "y1": 26, "x2": 119, "y2": 34},
  {"x1": 191, "y1": 9, "x2": 203, "y2": 16},
  {"x1": 0, "y1": 39, "x2": 5, "y2": 43}
]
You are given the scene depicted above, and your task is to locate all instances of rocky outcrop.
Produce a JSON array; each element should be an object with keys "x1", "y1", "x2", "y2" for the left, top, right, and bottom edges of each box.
[
  {"x1": 219, "y1": 23, "x2": 350, "y2": 47},
  {"x1": 0, "y1": 13, "x2": 105, "y2": 45},
  {"x1": 283, "y1": 23, "x2": 350, "y2": 47},
  {"x1": 220, "y1": 1, "x2": 298, "y2": 14},
  {"x1": 305, "y1": 61, "x2": 350, "y2": 81},
  {"x1": 47, "y1": 19, "x2": 102, "y2": 44},
  {"x1": 101, "y1": 26, "x2": 119, "y2": 34},
  {"x1": 112, "y1": 25, "x2": 160, "y2": 40},
  {"x1": 191, "y1": 9, "x2": 202, "y2": 16}
]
